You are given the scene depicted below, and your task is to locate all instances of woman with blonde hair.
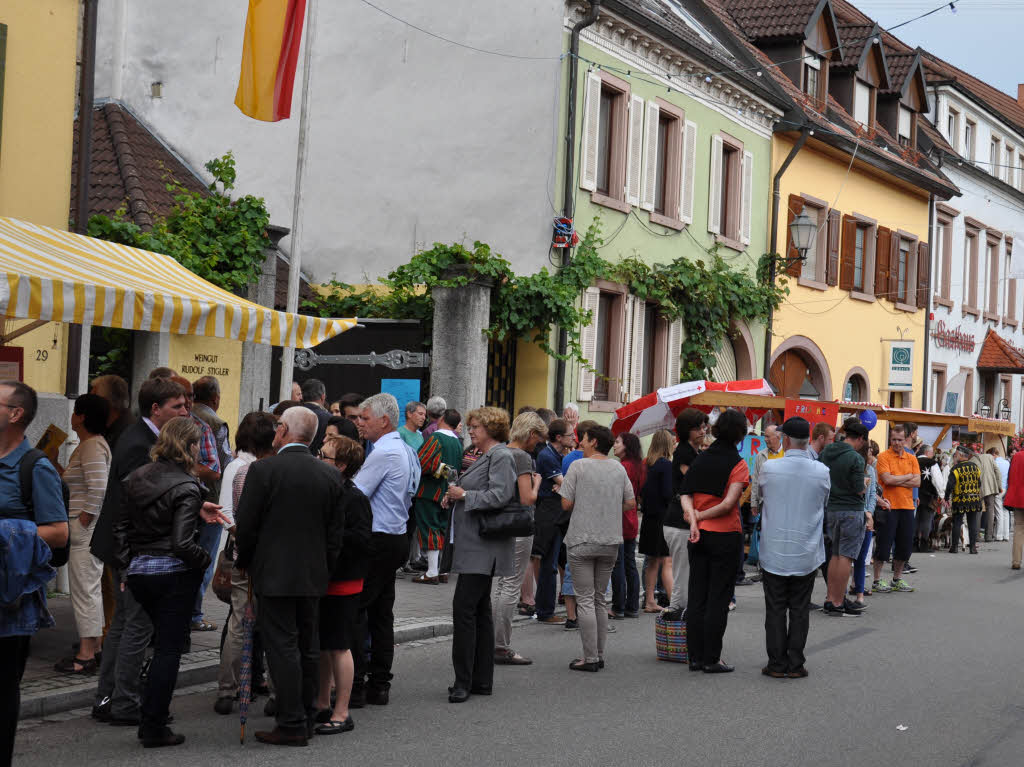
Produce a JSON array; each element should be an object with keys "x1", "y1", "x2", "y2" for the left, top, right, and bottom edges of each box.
[
  {"x1": 115, "y1": 416, "x2": 210, "y2": 748},
  {"x1": 493, "y1": 412, "x2": 545, "y2": 666},
  {"x1": 639, "y1": 429, "x2": 675, "y2": 613},
  {"x1": 443, "y1": 407, "x2": 518, "y2": 702}
]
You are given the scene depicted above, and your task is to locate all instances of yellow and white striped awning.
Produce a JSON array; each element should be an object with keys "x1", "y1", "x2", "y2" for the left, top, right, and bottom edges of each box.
[{"x1": 0, "y1": 217, "x2": 355, "y2": 348}]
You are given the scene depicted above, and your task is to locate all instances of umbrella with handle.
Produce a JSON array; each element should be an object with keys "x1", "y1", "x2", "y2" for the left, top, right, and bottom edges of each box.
[
  {"x1": 239, "y1": 583, "x2": 256, "y2": 744},
  {"x1": 611, "y1": 379, "x2": 774, "y2": 437}
]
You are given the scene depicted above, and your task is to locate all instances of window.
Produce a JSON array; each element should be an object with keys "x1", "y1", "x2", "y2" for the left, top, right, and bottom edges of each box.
[
  {"x1": 853, "y1": 225, "x2": 866, "y2": 292},
  {"x1": 965, "y1": 119, "x2": 976, "y2": 161},
  {"x1": 1007, "y1": 146, "x2": 1016, "y2": 187},
  {"x1": 964, "y1": 228, "x2": 979, "y2": 313},
  {"x1": 796, "y1": 200, "x2": 830, "y2": 285},
  {"x1": 640, "y1": 303, "x2": 658, "y2": 395},
  {"x1": 596, "y1": 91, "x2": 615, "y2": 196},
  {"x1": 898, "y1": 106, "x2": 913, "y2": 147},
  {"x1": 1019, "y1": 156, "x2": 1024, "y2": 192},
  {"x1": 897, "y1": 239, "x2": 910, "y2": 303},
  {"x1": 642, "y1": 100, "x2": 690, "y2": 227},
  {"x1": 1005, "y1": 242, "x2": 1017, "y2": 325},
  {"x1": 931, "y1": 367, "x2": 946, "y2": 413},
  {"x1": 654, "y1": 116, "x2": 671, "y2": 214},
  {"x1": 986, "y1": 238, "x2": 1000, "y2": 317},
  {"x1": 580, "y1": 71, "x2": 631, "y2": 210},
  {"x1": 990, "y1": 136, "x2": 1001, "y2": 177},
  {"x1": 708, "y1": 133, "x2": 752, "y2": 246},
  {"x1": 593, "y1": 292, "x2": 615, "y2": 401},
  {"x1": 854, "y1": 80, "x2": 873, "y2": 127},
  {"x1": 720, "y1": 144, "x2": 738, "y2": 233},
  {"x1": 933, "y1": 213, "x2": 953, "y2": 303},
  {"x1": 947, "y1": 107, "x2": 959, "y2": 146},
  {"x1": 803, "y1": 54, "x2": 821, "y2": 101},
  {"x1": 844, "y1": 374, "x2": 866, "y2": 401}
]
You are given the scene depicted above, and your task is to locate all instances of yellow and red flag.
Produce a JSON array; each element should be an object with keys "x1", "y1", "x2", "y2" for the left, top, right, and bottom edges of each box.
[{"x1": 234, "y1": 0, "x2": 308, "y2": 122}]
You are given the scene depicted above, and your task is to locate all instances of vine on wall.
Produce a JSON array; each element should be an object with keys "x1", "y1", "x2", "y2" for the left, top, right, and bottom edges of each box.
[{"x1": 309, "y1": 218, "x2": 786, "y2": 382}]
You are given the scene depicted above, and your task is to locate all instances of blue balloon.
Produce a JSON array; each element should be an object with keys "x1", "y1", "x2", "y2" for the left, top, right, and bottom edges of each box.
[{"x1": 859, "y1": 409, "x2": 878, "y2": 431}]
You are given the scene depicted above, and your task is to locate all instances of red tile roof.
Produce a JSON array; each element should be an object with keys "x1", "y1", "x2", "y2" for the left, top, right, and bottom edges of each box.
[
  {"x1": 718, "y1": 0, "x2": 821, "y2": 41},
  {"x1": 921, "y1": 52, "x2": 1024, "y2": 139},
  {"x1": 977, "y1": 328, "x2": 1024, "y2": 373},
  {"x1": 836, "y1": 22, "x2": 872, "y2": 67}
]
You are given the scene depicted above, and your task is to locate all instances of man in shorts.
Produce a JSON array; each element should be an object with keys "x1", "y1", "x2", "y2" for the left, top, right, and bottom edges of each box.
[
  {"x1": 873, "y1": 424, "x2": 920, "y2": 593},
  {"x1": 819, "y1": 420, "x2": 868, "y2": 616}
]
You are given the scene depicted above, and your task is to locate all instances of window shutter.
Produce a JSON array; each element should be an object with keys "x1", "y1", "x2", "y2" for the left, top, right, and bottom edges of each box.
[
  {"x1": 875, "y1": 226, "x2": 891, "y2": 299},
  {"x1": 637, "y1": 99, "x2": 658, "y2": 211},
  {"x1": 708, "y1": 135, "x2": 724, "y2": 235},
  {"x1": 825, "y1": 208, "x2": 841, "y2": 286},
  {"x1": 579, "y1": 72, "x2": 602, "y2": 192},
  {"x1": 839, "y1": 214, "x2": 856, "y2": 291},
  {"x1": 665, "y1": 318, "x2": 683, "y2": 387},
  {"x1": 627, "y1": 95, "x2": 647, "y2": 208},
  {"x1": 917, "y1": 241, "x2": 930, "y2": 311},
  {"x1": 888, "y1": 232, "x2": 900, "y2": 301},
  {"x1": 578, "y1": 287, "x2": 601, "y2": 401},
  {"x1": 785, "y1": 194, "x2": 805, "y2": 277},
  {"x1": 629, "y1": 298, "x2": 646, "y2": 400},
  {"x1": 679, "y1": 120, "x2": 698, "y2": 224},
  {"x1": 620, "y1": 295, "x2": 635, "y2": 402},
  {"x1": 740, "y1": 150, "x2": 754, "y2": 245}
]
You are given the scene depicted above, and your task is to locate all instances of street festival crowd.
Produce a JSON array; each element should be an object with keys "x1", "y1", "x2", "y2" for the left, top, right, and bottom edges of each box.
[{"x1": 3, "y1": 371, "x2": 1024, "y2": 754}]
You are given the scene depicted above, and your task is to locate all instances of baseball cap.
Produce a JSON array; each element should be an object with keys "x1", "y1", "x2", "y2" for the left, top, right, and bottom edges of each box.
[{"x1": 780, "y1": 416, "x2": 810, "y2": 440}]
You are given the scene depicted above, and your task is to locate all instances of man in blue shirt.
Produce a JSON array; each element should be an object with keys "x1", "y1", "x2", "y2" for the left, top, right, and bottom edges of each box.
[
  {"x1": 532, "y1": 419, "x2": 576, "y2": 623},
  {"x1": 0, "y1": 381, "x2": 68, "y2": 763},
  {"x1": 352, "y1": 393, "x2": 421, "y2": 706}
]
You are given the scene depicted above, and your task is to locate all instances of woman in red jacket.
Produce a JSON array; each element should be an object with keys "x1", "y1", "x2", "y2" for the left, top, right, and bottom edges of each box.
[
  {"x1": 1003, "y1": 446, "x2": 1024, "y2": 569},
  {"x1": 611, "y1": 432, "x2": 645, "y2": 618}
]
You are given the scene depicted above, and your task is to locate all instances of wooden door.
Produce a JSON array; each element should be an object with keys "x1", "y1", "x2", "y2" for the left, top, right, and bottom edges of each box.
[{"x1": 769, "y1": 350, "x2": 810, "y2": 399}]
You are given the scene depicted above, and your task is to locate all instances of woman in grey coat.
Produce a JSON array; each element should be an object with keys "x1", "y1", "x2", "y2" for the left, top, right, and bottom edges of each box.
[{"x1": 443, "y1": 407, "x2": 516, "y2": 703}]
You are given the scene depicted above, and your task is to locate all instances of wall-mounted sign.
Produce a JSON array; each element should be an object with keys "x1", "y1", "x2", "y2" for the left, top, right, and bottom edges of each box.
[
  {"x1": 784, "y1": 398, "x2": 839, "y2": 427},
  {"x1": 932, "y1": 320, "x2": 976, "y2": 353},
  {"x1": 883, "y1": 339, "x2": 915, "y2": 391}
]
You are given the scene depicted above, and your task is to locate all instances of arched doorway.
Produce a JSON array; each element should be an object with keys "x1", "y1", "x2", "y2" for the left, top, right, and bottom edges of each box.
[
  {"x1": 769, "y1": 336, "x2": 832, "y2": 400},
  {"x1": 709, "y1": 323, "x2": 757, "y2": 383},
  {"x1": 841, "y1": 366, "x2": 872, "y2": 402}
]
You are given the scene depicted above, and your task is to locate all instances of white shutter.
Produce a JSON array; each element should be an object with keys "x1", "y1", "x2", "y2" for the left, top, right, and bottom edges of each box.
[
  {"x1": 665, "y1": 318, "x2": 683, "y2": 387},
  {"x1": 708, "y1": 134, "x2": 724, "y2": 235},
  {"x1": 639, "y1": 100, "x2": 660, "y2": 211},
  {"x1": 579, "y1": 72, "x2": 602, "y2": 192},
  {"x1": 626, "y1": 95, "x2": 646, "y2": 207},
  {"x1": 620, "y1": 295, "x2": 635, "y2": 402},
  {"x1": 740, "y1": 150, "x2": 754, "y2": 246},
  {"x1": 629, "y1": 297, "x2": 646, "y2": 400},
  {"x1": 578, "y1": 287, "x2": 601, "y2": 401},
  {"x1": 679, "y1": 120, "x2": 697, "y2": 224}
]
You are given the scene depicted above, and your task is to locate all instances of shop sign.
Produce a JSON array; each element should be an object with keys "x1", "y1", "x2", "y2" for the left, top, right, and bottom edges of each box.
[
  {"x1": 883, "y1": 339, "x2": 914, "y2": 391},
  {"x1": 932, "y1": 320, "x2": 975, "y2": 353}
]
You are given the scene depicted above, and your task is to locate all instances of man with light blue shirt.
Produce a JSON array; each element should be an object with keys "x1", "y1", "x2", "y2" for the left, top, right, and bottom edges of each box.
[
  {"x1": 757, "y1": 417, "x2": 830, "y2": 679},
  {"x1": 352, "y1": 393, "x2": 421, "y2": 706}
]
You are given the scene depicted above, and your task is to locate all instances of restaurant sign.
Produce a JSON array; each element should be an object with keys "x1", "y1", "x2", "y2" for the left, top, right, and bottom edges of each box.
[{"x1": 931, "y1": 320, "x2": 975, "y2": 353}]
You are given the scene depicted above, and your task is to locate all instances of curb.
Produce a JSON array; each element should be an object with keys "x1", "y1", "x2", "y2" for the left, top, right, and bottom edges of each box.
[{"x1": 19, "y1": 618, "x2": 455, "y2": 721}]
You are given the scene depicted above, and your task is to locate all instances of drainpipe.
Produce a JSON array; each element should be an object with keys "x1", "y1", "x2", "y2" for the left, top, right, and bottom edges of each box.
[
  {"x1": 762, "y1": 127, "x2": 809, "y2": 379},
  {"x1": 66, "y1": 0, "x2": 99, "y2": 398},
  {"x1": 922, "y1": 187, "x2": 936, "y2": 410},
  {"x1": 553, "y1": 0, "x2": 601, "y2": 414}
]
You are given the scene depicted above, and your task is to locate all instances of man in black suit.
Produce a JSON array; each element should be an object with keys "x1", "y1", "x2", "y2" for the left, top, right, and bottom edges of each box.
[
  {"x1": 91, "y1": 377, "x2": 188, "y2": 725},
  {"x1": 235, "y1": 406, "x2": 346, "y2": 746},
  {"x1": 299, "y1": 378, "x2": 331, "y2": 455}
]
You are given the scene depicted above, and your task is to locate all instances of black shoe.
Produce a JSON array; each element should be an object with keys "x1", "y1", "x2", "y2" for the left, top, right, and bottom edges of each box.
[
  {"x1": 315, "y1": 716, "x2": 354, "y2": 735},
  {"x1": 365, "y1": 686, "x2": 389, "y2": 706},
  {"x1": 314, "y1": 708, "x2": 333, "y2": 723},
  {"x1": 109, "y1": 714, "x2": 141, "y2": 726},
  {"x1": 91, "y1": 698, "x2": 111, "y2": 722},
  {"x1": 688, "y1": 662, "x2": 704, "y2": 672},
  {"x1": 348, "y1": 688, "x2": 365, "y2": 709},
  {"x1": 568, "y1": 659, "x2": 600, "y2": 672},
  {"x1": 703, "y1": 662, "x2": 735, "y2": 674},
  {"x1": 140, "y1": 727, "x2": 185, "y2": 748},
  {"x1": 213, "y1": 697, "x2": 233, "y2": 715},
  {"x1": 623, "y1": 611, "x2": 639, "y2": 618},
  {"x1": 254, "y1": 727, "x2": 308, "y2": 747},
  {"x1": 448, "y1": 686, "x2": 470, "y2": 703},
  {"x1": 563, "y1": 619, "x2": 579, "y2": 631},
  {"x1": 822, "y1": 601, "x2": 858, "y2": 617},
  {"x1": 469, "y1": 685, "x2": 493, "y2": 695},
  {"x1": 842, "y1": 598, "x2": 866, "y2": 613},
  {"x1": 808, "y1": 601, "x2": 822, "y2": 611},
  {"x1": 903, "y1": 564, "x2": 918, "y2": 574},
  {"x1": 610, "y1": 612, "x2": 625, "y2": 620}
]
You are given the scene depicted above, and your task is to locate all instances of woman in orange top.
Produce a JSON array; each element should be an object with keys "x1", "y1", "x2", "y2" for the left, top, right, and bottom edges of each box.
[{"x1": 681, "y1": 409, "x2": 750, "y2": 674}]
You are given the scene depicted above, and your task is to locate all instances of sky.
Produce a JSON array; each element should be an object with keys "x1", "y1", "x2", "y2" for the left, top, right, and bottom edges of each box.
[{"x1": 850, "y1": 0, "x2": 1023, "y2": 99}]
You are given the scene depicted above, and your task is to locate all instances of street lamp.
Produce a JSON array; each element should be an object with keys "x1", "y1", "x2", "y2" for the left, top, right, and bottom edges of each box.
[
  {"x1": 977, "y1": 395, "x2": 991, "y2": 418},
  {"x1": 789, "y1": 211, "x2": 817, "y2": 262},
  {"x1": 998, "y1": 398, "x2": 1011, "y2": 420}
]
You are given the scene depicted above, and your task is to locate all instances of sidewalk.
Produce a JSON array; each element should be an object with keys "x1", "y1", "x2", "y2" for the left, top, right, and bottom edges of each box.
[{"x1": 19, "y1": 571, "x2": 468, "y2": 720}]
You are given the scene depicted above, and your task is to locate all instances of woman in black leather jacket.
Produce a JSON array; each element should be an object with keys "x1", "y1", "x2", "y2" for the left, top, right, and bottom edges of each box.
[{"x1": 115, "y1": 416, "x2": 210, "y2": 748}]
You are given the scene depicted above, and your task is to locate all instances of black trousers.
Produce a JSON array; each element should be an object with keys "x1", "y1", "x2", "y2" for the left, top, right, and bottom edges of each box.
[
  {"x1": 0, "y1": 635, "x2": 30, "y2": 767},
  {"x1": 951, "y1": 511, "x2": 980, "y2": 551},
  {"x1": 762, "y1": 570, "x2": 817, "y2": 673},
  {"x1": 258, "y1": 595, "x2": 320, "y2": 734},
  {"x1": 353, "y1": 532, "x2": 409, "y2": 691},
  {"x1": 451, "y1": 573, "x2": 494, "y2": 691},
  {"x1": 127, "y1": 569, "x2": 203, "y2": 735},
  {"x1": 686, "y1": 531, "x2": 742, "y2": 666}
]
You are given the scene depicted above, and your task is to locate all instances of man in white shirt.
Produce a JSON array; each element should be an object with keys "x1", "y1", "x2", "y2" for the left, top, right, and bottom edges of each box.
[
  {"x1": 990, "y1": 447, "x2": 1012, "y2": 541},
  {"x1": 757, "y1": 417, "x2": 830, "y2": 680}
]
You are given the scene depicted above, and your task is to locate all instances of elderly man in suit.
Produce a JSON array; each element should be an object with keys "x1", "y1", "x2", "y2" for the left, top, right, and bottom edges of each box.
[{"x1": 235, "y1": 406, "x2": 346, "y2": 747}]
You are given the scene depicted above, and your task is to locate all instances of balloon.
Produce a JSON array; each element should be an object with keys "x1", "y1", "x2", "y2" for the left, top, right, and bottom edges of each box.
[{"x1": 858, "y1": 409, "x2": 878, "y2": 431}]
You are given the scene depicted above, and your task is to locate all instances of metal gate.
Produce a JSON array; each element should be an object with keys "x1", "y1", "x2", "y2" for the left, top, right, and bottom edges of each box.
[{"x1": 486, "y1": 337, "x2": 517, "y2": 412}]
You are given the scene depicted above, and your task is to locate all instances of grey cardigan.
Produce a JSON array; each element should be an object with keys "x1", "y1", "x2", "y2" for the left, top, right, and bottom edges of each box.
[{"x1": 451, "y1": 443, "x2": 517, "y2": 577}]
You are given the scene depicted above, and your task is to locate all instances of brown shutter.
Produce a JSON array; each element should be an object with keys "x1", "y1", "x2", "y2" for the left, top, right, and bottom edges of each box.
[
  {"x1": 875, "y1": 226, "x2": 891, "y2": 299},
  {"x1": 917, "y1": 241, "x2": 930, "y2": 311},
  {"x1": 826, "y1": 209, "x2": 841, "y2": 286},
  {"x1": 888, "y1": 232, "x2": 901, "y2": 301},
  {"x1": 785, "y1": 194, "x2": 805, "y2": 277},
  {"x1": 839, "y1": 215, "x2": 856, "y2": 291}
]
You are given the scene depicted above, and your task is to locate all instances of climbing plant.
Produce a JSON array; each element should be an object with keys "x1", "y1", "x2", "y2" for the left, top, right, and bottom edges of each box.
[{"x1": 307, "y1": 218, "x2": 787, "y2": 381}]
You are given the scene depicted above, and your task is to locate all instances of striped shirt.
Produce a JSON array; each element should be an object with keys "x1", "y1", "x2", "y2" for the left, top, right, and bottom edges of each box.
[{"x1": 63, "y1": 435, "x2": 111, "y2": 519}]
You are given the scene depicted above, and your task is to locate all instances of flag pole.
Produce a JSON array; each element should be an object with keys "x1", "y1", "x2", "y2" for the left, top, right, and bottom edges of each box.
[{"x1": 279, "y1": 0, "x2": 318, "y2": 403}]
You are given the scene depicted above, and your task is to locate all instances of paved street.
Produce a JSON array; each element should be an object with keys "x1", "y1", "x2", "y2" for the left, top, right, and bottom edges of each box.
[{"x1": 16, "y1": 543, "x2": 1024, "y2": 767}]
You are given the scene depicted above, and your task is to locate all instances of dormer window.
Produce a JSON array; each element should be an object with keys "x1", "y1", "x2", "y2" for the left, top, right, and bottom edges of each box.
[
  {"x1": 803, "y1": 53, "x2": 823, "y2": 104},
  {"x1": 854, "y1": 80, "x2": 875, "y2": 127},
  {"x1": 898, "y1": 105, "x2": 914, "y2": 148}
]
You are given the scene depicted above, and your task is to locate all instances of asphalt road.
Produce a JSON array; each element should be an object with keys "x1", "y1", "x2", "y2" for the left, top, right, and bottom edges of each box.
[{"x1": 15, "y1": 543, "x2": 1024, "y2": 767}]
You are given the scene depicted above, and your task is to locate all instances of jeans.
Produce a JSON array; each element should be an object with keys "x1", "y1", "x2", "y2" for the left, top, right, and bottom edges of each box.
[
  {"x1": 951, "y1": 511, "x2": 980, "y2": 552},
  {"x1": 761, "y1": 570, "x2": 816, "y2": 673},
  {"x1": 353, "y1": 532, "x2": 408, "y2": 692},
  {"x1": 258, "y1": 595, "x2": 320, "y2": 734},
  {"x1": 128, "y1": 569, "x2": 203, "y2": 735},
  {"x1": 567, "y1": 544, "x2": 618, "y2": 663},
  {"x1": 663, "y1": 525, "x2": 690, "y2": 612},
  {"x1": 853, "y1": 530, "x2": 873, "y2": 594},
  {"x1": 610, "y1": 539, "x2": 639, "y2": 615},
  {"x1": 95, "y1": 568, "x2": 153, "y2": 717},
  {"x1": 192, "y1": 522, "x2": 223, "y2": 623},
  {"x1": 534, "y1": 514, "x2": 562, "y2": 620},
  {"x1": 451, "y1": 573, "x2": 494, "y2": 691},
  {"x1": 0, "y1": 635, "x2": 30, "y2": 767},
  {"x1": 687, "y1": 531, "x2": 742, "y2": 666},
  {"x1": 493, "y1": 535, "x2": 533, "y2": 652}
]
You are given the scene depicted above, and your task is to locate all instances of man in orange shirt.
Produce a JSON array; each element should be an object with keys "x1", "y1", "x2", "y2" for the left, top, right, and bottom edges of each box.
[{"x1": 873, "y1": 424, "x2": 920, "y2": 593}]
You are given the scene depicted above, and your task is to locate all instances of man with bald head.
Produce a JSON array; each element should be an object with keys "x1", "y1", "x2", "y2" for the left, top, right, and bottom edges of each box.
[
  {"x1": 235, "y1": 406, "x2": 347, "y2": 746},
  {"x1": 750, "y1": 424, "x2": 784, "y2": 520}
]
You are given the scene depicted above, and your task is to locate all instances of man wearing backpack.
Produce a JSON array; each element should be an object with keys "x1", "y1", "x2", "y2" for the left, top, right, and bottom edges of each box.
[{"x1": 0, "y1": 381, "x2": 69, "y2": 764}]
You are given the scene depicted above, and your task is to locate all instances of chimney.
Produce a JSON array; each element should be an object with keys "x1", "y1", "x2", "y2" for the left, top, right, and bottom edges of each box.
[{"x1": 1019, "y1": 83, "x2": 1024, "y2": 109}]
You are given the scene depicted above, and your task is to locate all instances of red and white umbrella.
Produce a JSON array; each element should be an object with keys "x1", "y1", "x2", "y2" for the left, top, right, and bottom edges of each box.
[{"x1": 611, "y1": 378, "x2": 774, "y2": 437}]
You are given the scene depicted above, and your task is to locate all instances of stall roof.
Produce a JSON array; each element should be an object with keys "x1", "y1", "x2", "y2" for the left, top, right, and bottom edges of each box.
[{"x1": 0, "y1": 217, "x2": 354, "y2": 348}]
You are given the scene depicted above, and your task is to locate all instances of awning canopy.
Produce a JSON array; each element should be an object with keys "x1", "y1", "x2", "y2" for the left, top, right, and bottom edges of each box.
[
  {"x1": 0, "y1": 217, "x2": 355, "y2": 348},
  {"x1": 976, "y1": 327, "x2": 1024, "y2": 374}
]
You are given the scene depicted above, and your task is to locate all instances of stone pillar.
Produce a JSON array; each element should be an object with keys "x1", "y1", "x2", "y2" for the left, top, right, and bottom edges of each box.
[
  {"x1": 430, "y1": 267, "x2": 493, "y2": 422},
  {"x1": 131, "y1": 330, "x2": 170, "y2": 406},
  {"x1": 238, "y1": 246, "x2": 278, "y2": 413}
]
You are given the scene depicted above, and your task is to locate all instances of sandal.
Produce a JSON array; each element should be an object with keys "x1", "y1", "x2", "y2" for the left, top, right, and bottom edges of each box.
[
  {"x1": 314, "y1": 708, "x2": 333, "y2": 723},
  {"x1": 54, "y1": 656, "x2": 97, "y2": 674},
  {"x1": 569, "y1": 658, "x2": 600, "y2": 672},
  {"x1": 315, "y1": 717, "x2": 354, "y2": 735},
  {"x1": 190, "y1": 620, "x2": 217, "y2": 632}
]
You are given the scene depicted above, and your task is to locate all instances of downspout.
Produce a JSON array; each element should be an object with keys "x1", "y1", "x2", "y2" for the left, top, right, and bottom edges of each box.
[
  {"x1": 922, "y1": 184, "x2": 937, "y2": 410},
  {"x1": 554, "y1": 0, "x2": 601, "y2": 414},
  {"x1": 762, "y1": 127, "x2": 809, "y2": 379}
]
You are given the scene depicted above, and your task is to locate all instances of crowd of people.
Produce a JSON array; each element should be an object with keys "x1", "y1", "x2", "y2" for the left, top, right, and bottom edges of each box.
[{"x1": 3, "y1": 373, "x2": 1023, "y2": 758}]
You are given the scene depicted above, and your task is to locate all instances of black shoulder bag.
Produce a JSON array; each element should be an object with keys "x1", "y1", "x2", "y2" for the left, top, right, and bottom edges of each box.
[{"x1": 477, "y1": 448, "x2": 535, "y2": 539}]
